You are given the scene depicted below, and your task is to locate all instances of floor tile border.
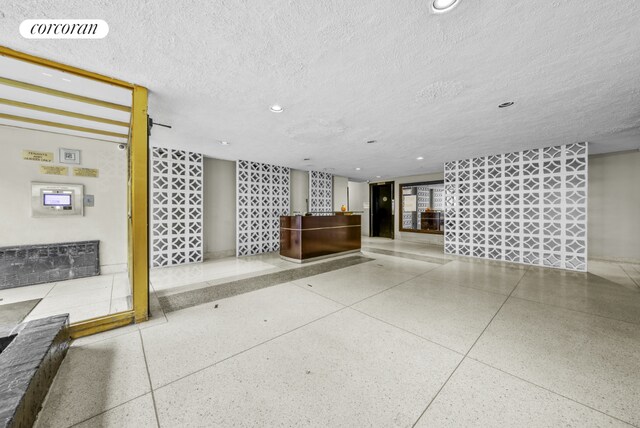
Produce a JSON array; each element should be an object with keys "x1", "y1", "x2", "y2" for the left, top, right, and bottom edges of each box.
[
  {"x1": 361, "y1": 247, "x2": 450, "y2": 265},
  {"x1": 157, "y1": 255, "x2": 374, "y2": 313}
]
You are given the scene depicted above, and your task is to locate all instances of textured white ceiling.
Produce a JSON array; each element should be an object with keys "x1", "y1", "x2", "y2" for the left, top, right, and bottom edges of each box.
[{"x1": 2, "y1": 1, "x2": 639, "y2": 179}]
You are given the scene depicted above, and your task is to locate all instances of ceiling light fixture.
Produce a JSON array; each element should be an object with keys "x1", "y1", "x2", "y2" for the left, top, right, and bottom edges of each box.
[
  {"x1": 219, "y1": 141, "x2": 229, "y2": 145},
  {"x1": 61, "y1": 78, "x2": 71, "y2": 82},
  {"x1": 41, "y1": 72, "x2": 52, "y2": 77},
  {"x1": 355, "y1": 167, "x2": 361, "y2": 171},
  {"x1": 376, "y1": 175, "x2": 381, "y2": 178},
  {"x1": 431, "y1": 0, "x2": 460, "y2": 14},
  {"x1": 498, "y1": 101, "x2": 515, "y2": 108},
  {"x1": 417, "y1": 156, "x2": 424, "y2": 160},
  {"x1": 270, "y1": 104, "x2": 284, "y2": 113}
]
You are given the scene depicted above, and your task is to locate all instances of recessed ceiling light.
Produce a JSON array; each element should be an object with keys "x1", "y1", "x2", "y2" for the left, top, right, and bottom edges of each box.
[
  {"x1": 416, "y1": 156, "x2": 424, "y2": 160},
  {"x1": 61, "y1": 78, "x2": 71, "y2": 82},
  {"x1": 42, "y1": 72, "x2": 52, "y2": 77},
  {"x1": 219, "y1": 141, "x2": 230, "y2": 145},
  {"x1": 376, "y1": 175, "x2": 381, "y2": 178},
  {"x1": 498, "y1": 101, "x2": 514, "y2": 108},
  {"x1": 431, "y1": 0, "x2": 460, "y2": 14},
  {"x1": 355, "y1": 167, "x2": 361, "y2": 171},
  {"x1": 270, "y1": 104, "x2": 283, "y2": 113}
]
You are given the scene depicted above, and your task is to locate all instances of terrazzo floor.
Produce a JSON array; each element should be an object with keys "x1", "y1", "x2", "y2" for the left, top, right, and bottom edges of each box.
[
  {"x1": 33, "y1": 237, "x2": 640, "y2": 427},
  {"x1": 0, "y1": 272, "x2": 132, "y2": 325}
]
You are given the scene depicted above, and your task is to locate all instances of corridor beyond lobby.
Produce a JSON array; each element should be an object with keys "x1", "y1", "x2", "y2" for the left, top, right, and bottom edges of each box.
[{"x1": 35, "y1": 239, "x2": 640, "y2": 427}]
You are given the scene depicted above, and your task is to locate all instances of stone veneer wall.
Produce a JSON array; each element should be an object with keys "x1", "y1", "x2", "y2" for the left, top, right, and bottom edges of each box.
[{"x1": 0, "y1": 241, "x2": 99, "y2": 289}]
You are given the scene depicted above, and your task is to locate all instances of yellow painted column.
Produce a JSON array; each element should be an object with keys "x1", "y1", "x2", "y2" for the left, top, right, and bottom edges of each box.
[{"x1": 130, "y1": 85, "x2": 149, "y2": 323}]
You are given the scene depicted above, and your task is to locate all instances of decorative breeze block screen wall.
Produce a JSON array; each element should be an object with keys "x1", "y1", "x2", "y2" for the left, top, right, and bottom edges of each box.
[
  {"x1": 444, "y1": 142, "x2": 588, "y2": 272},
  {"x1": 417, "y1": 186, "x2": 430, "y2": 212},
  {"x1": 309, "y1": 171, "x2": 333, "y2": 213},
  {"x1": 433, "y1": 187, "x2": 444, "y2": 211},
  {"x1": 402, "y1": 212, "x2": 412, "y2": 229},
  {"x1": 151, "y1": 147, "x2": 204, "y2": 267},
  {"x1": 236, "y1": 160, "x2": 291, "y2": 256}
]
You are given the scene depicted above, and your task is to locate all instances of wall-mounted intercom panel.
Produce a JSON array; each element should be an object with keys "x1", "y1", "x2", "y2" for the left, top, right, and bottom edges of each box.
[{"x1": 31, "y1": 182, "x2": 84, "y2": 217}]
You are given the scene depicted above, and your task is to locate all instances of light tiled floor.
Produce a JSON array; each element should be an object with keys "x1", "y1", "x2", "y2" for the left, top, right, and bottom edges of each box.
[
  {"x1": 0, "y1": 251, "x2": 307, "y2": 325},
  {"x1": 150, "y1": 250, "x2": 362, "y2": 299},
  {"x1": 35, "y1": 238, "x2": 640, "y2": 427},
  {"x1": 0, "y1": 272, "x2": 132, "y2": 324},
  {"x1": 149, "y1": 257, "x2": 282, "y2": 292}
]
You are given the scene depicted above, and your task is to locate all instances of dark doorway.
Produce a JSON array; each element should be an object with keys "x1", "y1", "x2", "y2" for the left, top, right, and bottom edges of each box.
[{"x1": 370, "y1": 182, "x2": 394, "y2": 239}]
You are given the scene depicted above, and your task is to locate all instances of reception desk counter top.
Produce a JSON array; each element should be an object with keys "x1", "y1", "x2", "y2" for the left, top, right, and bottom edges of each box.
[{"x1": 280, "y1": 215, "x2": 361, "y2": 262}]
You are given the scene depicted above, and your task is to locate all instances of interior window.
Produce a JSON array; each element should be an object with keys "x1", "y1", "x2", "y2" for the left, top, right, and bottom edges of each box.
[{"x1": 400, "y1": 180, "x2": 444, "y2": 234}]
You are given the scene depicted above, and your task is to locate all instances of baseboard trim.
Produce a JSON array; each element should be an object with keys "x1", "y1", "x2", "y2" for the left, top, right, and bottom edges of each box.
[
  {"x1": 589, "y1": 256, "x2": 640, "y2": 265},
  {"x1": 100, "y1": 263, "x2": 128, "y2": 274},
  {"x1": 204, "y1": 249, "x2": 236, "y2": 260}
]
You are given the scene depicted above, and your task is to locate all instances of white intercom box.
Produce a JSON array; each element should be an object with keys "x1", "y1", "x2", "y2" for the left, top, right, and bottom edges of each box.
[{"x1": 31, "y1": 182, "x2": 84, "y2": 217}]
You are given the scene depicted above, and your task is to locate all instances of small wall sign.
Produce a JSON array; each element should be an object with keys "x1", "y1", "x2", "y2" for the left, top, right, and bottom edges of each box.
[
  {"x1": 73, "y1": 167, "x2": 99, "y2": 178},
  {"x1": 23, "y1": 150, "x2": 53, "y2": 162},
  {"x1": 39, "y1": 165, "x2": 69, "y2": 176},
  {"x1": 403, "y1": 195, "x2": 417, "y2": 212},
  {"x1": 59, "y1": 148, "x2": 81, "y2": 164}
]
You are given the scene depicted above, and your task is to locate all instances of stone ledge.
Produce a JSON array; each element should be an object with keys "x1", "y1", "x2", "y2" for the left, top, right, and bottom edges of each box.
[{"x1": 0, "y1": 315, "x2": 70, "y2": 428}]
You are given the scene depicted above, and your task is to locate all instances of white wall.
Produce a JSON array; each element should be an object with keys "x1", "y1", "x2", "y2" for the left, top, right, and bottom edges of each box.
[
  {"x1": 203, "y1": 157, "x2": 236, "y2": 258},
  {"x1": 290, "y1": 169, "x2": 308, "y2": 213},
  {"x1": 588, "y1": 150, "x2": 640, "y2": 263},
  {"x1": 333, "y1": 176, "x2": 348, "y2": 211},
  {"x1": 0, "y1": 126, "x2": 127, "y2": 271},
  {"x1": 347, "y1": 181, "x2": 369, "y2": 236}
]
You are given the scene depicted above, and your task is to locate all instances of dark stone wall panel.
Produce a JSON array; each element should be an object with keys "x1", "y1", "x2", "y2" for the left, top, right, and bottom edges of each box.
[{"x1": 0, "y1": 241, "x2": 100, "y2": 289}]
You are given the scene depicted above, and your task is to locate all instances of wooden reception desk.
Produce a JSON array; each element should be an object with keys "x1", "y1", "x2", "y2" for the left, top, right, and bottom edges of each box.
[{"x1": 280, "y1": 215, "x2": 361, "y2": 262}]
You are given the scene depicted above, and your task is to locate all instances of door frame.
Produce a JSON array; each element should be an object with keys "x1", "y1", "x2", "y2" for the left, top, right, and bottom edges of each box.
[
  {"x1": 0, "y1": 46, "x2": 149, "y2": 338},
  {"x1": 369, "y1": 181, "x2": 395, "y2": 239}
]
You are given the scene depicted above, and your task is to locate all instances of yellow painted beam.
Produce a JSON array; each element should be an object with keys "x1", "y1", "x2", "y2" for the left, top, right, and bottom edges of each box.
[
  {"x1": 0, "y1": 112, "x2": 129, "y2": 138},
  {"x1": 0, "y1": 46, "x2": 136, "y2": 90},
  {"x1": 0, "y1": 76, "x2": 131, "y2": 112},
  {"x1": 0, "y1": 98, "x2": 130, "y2": 127},
  {"x1": 130, "y1": 85, "x2": 149, "y2": 323},
  {"x1": 0, "y1": 123, "x2": 124, "y2": 144},
  {"x1": 69, "y1": 311, "x2": 135, "y2": 339}
]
